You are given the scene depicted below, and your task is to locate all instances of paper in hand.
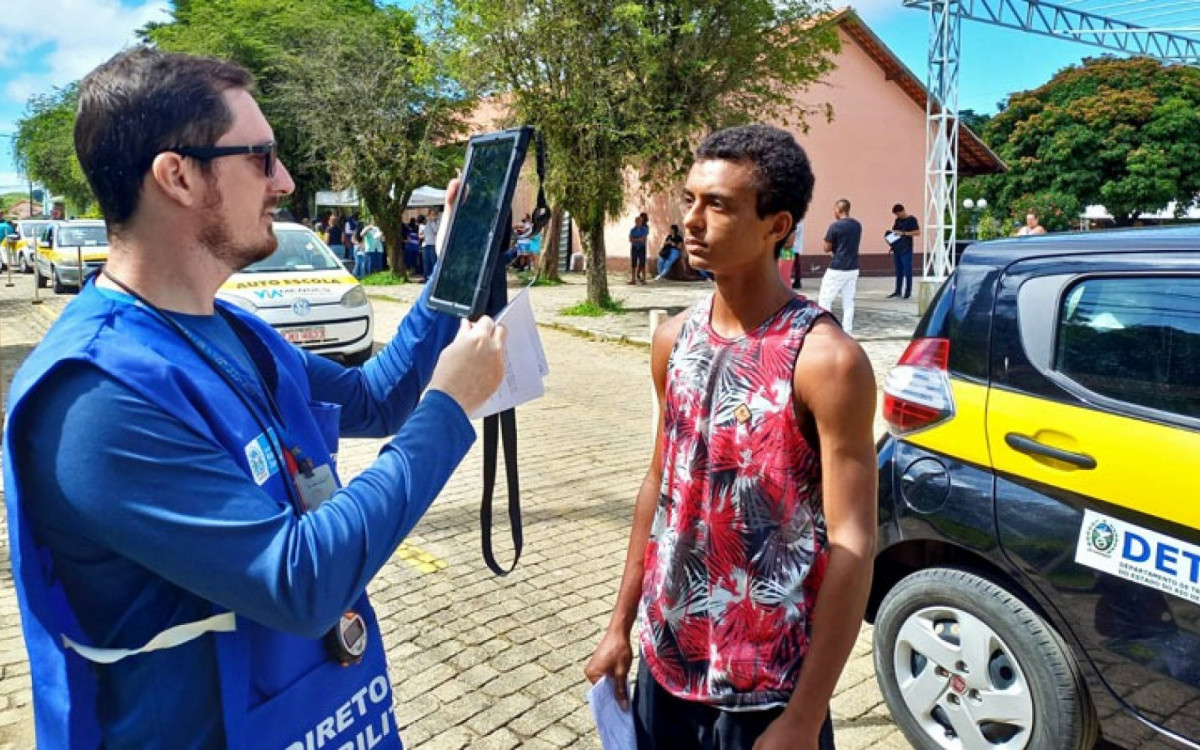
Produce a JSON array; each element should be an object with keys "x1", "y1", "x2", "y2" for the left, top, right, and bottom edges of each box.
[
  {"x1": 469, "y1": 288, "x2": 549, "y2": 419},
  {"x1": 587, "y1": 676, "x2": 636, "y2": 750},
  {"x1": 885, "y1": 231, "x2": 901, "y2": 245}
]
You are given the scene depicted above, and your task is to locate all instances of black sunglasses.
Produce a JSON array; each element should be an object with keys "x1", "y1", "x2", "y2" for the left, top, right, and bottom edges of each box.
[{"x1": 169, "y1": 141, "x2": 277, "y2": 178}]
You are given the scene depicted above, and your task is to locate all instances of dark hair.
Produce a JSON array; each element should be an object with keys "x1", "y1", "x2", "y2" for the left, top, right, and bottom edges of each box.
[
  {"x1": 892, "y1": 203, "x2": 905, "y2": 214},
  {"x1": 74, "y1": 46, "x2": 253, "y2": 229},
  {"x1": 695, "y1": 124, "x2": 814, "y2": 256}
]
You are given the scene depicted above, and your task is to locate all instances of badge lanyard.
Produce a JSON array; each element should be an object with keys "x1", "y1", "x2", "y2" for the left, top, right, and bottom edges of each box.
[
  {"x1": 101, "y1": 269, "x2": 364, "y2": 664},
  {"x1": 100, "y1": 269, "x2": 313, "y2": 515}
]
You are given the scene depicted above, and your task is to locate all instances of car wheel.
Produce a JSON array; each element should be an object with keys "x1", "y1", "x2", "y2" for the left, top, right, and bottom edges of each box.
[
  {"x1": 52, "y1": 265, "x2": 67, "y2": 294},
  {"x1": 19, "y1": 254, "x2": 29, "y2": 274},
  {"x1": 874, "y1": 567, "x2": 1097, "y2": 750},
  {"x1": 34, "y1": 263, "x2": 48, "y2": 288}
]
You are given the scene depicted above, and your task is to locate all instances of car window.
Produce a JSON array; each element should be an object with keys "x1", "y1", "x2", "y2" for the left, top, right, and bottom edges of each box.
[
  {"x1": 1056, "y1": 276, "x2": 1200, "y2": 419},
  {"x1": 243, "y1": 229, "x2": 342, "y2": 273},
  {"x1": 57, "y1": 226, "x2": 108, "y2": 247}
]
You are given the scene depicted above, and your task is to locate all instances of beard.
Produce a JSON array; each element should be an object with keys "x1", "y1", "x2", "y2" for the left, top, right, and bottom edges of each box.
[
  {"x1": 201, "y1": 215, "x2": 277, "y2": 271},
  {"x1": 200, "y1": 183, "x2": 279, "y2": 271}
]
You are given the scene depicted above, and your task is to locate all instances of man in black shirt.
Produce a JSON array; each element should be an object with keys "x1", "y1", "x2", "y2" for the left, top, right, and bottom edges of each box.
[
  {"x1": 886, "y1": 203, "x2": 919, "y2": 299},
  {"x1": 819, "y1": 199, "x2": 862, "y2": 334}
]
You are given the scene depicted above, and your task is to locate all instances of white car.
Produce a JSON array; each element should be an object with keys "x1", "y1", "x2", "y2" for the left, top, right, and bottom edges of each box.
[
  {"x1": 5, "y1": 219, "x2": 55, "y2": 273},
  {"x1": 218, "y1": 223, "x2": 375, "y2": 365},
  {"x1": 33, "y1": 219, "x2": 108, "y2": 293}
]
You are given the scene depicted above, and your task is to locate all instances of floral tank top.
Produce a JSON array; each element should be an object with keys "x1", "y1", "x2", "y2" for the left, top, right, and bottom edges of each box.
[{"x1": 639, "y1": 294, "x2": 830, "y2": 708}]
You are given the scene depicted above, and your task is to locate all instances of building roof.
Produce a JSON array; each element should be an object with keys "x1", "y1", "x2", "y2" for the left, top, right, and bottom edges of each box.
[
  {"x1": 831, "y1": 8, "x2": 1006, "y2": 176},
  {"x1": 5, "y1": 200, "x2": 44, "y2": 220}
]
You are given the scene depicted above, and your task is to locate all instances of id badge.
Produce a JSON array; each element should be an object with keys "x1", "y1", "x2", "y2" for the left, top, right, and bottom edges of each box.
[{"x1": 295, "y1": 464, "x2": 338, "y2": 511}]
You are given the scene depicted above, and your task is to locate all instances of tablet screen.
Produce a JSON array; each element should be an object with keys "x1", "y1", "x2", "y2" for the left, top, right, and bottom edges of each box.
[{"x1": 431, "y1": 137, "x2": 520, "y2": 312}]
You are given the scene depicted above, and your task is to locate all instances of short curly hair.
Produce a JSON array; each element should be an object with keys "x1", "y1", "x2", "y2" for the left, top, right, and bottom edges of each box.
[{"x1": 695, "y1": 124, "x2": 815, "y2": 255}]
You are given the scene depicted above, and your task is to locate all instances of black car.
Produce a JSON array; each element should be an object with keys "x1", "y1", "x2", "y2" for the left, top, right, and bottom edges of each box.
[{"x1": 868, "y1": 226, "x2": 1200, "y2": 749}]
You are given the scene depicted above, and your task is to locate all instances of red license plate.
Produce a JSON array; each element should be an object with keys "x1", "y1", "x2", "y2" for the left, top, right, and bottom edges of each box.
[{"x1": 283, "y1": 326, "x2": 325, "y2": 343}]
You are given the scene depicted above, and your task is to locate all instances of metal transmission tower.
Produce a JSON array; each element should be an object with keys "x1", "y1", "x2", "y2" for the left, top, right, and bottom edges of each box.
[
  {"x1": 920, "y1": 0, "x2": 962, "y2": 281},
  {"x1": 902, "y1": 0, "x2": 1200, "y2": 288}
]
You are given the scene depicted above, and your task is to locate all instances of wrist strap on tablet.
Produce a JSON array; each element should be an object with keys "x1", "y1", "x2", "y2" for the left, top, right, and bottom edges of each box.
[{"x1": 481, "y1": 407, "x2": 522, "y2": 575}]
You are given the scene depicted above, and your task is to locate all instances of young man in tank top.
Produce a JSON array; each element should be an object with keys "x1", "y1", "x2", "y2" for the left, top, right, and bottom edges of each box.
[{"x1": 586, "y1": 124, "x2": 878, "y2": 750}]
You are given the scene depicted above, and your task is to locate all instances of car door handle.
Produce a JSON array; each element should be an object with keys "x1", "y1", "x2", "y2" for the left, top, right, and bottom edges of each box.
[{"x1": 1004, "y1": 433, "x2": 1097, "y2": 470}]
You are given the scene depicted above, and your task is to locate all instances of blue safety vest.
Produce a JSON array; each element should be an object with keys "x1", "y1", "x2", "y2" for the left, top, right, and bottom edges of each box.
[{"x1": 4, "y1": 281, "x2": 404, "y2": 750}]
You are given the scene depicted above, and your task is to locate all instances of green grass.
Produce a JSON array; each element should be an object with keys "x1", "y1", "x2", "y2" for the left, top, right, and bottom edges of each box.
[
  {"x1": 561, "y1": 297, "x2": 625, "y2": 316},
  {"x1": 360, "y1": 271, "x2": 408, "y2": 286}
]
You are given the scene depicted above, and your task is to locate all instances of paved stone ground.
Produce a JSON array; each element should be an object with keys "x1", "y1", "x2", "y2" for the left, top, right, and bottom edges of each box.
[{"x1": 0, "y1": 268, "x2": 918, "y2": 749}]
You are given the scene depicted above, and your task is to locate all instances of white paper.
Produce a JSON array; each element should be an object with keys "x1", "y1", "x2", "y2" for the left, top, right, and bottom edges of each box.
[
  {"x1": 470, "y1": 288, "x2": 549, "y2": 419},
  {"x1": 587, "y1": 676, "x2": 636, "y2": 750},
  {"x1": 885, "y1": 231, "x2": 901, "y2": 245}
]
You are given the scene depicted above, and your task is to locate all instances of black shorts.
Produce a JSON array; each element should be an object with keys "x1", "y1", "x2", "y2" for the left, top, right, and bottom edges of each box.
[
  {"x1": 633, "y1": 658, "x2": 835, "y2": 750},
  {"x1": 631, "y1": 244, "x2": 647, "y2": 265}
]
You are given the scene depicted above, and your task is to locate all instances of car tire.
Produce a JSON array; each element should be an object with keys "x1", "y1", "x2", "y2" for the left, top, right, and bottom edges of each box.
[
  {"x1": 874, "y1": 567, "x2": 1097, "y2": 750},
  {"x1": 19, "y1": 254, "x2": 29, "y2": 274},
  {"x1": 52, "y1": 265, "x2": 66, "y2": 294},
  {"x1": 34, "y1": 263, "x2": 48, "y2": 288}
]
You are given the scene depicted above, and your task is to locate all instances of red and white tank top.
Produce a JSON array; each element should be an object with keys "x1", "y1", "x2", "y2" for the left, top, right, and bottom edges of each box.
[{"x1": 639, "y1": 294, "x2": 830, "y2": 708}]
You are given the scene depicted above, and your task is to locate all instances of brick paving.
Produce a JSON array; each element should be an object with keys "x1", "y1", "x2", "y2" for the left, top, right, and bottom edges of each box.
[{"x1": 0, "y1": 268, "x2": 919, "y2": 749}]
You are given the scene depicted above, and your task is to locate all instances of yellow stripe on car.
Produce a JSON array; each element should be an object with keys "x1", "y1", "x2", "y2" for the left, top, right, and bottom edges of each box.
[
  {"x1": 902, "y1": 378, "x2": 993, "y2": 469},
  {"x1": 987, "y1": 388, "x2": 1200, "y2": 531}
]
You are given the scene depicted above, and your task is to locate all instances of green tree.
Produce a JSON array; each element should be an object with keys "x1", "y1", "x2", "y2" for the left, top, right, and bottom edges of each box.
[
  {"x1": 274, "y1": 9, "x2": 470, "y2": 276},
  {"x1": 14, "y1": 84, "x2": 96, "y2": 212},
  {"x1": 983, "y1": 56, "x2": 1200, "y2": 226},
  {"x1": 442, "y1": 0, "x2": 838, "y2": 305},
  {"x1": 1010, "y1": 189, "x2": 1081, "y2": 233}
]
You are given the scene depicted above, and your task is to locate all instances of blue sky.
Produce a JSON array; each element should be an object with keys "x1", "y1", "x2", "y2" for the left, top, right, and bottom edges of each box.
[{"x1": 0, "y1": 0, "x2": 1105, "y2": 195}]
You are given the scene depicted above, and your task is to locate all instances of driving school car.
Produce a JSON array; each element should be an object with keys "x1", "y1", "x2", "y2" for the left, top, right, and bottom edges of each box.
[
  {"x1": 33, "y1": 219, "x2": 107, "y2": 293},
  {"x1": 6, "y1": 219, "x2": 53, "y2": 273},
  {"x1": 870, "y1": 226, "x2": 1200, "y2": 750},
  {"x1": 218, "y1": 222, "x2": 374, "y2": 365}
]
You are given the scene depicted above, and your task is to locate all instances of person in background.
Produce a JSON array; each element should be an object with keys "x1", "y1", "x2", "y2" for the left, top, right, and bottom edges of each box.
[
  {"x1": 818, "y1": 199, "x2": 862, "y2": 335},
  {"x1": 403, "y1": 217, "x2": 421, "y2": 276},
  {"x1": 886, "y1": 203, "x2": 919, "y2": 299},
  {"x1": 420, "y1": 211, "x2": 441, "y2": 281},
  {"x1": 343, "y1": 214, "x2": 359, "y2": 264},
  {"x1": 629, "y1": 212, "x2": 650, "y2": 285},
  {"x1": 0, "y1": 216, "x2": 15, "y2": 269},
  {"x1": 586, "y1": 124, "x2": 876, "y2": 750},
  {"x1": 4, "y1": 46, "x2": 507, "y2": 750},
  {"x1": 790, "y1": 221, "x2": 805, "y2": 290},
  {"x1": 325, "y1": 213, "x2": 345, "y2": 261},
  {"x1": 654, "y1": 224, "x2": 684, "y2": 281},
  {"x1": 362, "y1": 222, "x2": 385, "y2": 276},
  {"x1": 1016, "y1": 211, "x2": 1047, "y2": 236}
]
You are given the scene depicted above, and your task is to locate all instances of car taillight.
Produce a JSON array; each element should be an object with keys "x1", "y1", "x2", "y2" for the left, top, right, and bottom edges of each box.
[{"x1": 883, "y1": 338, "x2": 955, "y2": 435}]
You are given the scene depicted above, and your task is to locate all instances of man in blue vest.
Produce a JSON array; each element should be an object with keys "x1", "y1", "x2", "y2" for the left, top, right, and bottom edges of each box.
[{"x1": 3, "y1": 46, "x2": 506, "y2": 749}]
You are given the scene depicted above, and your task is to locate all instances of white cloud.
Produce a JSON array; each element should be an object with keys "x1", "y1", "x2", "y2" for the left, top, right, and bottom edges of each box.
[{"x1": 2, "y1": 0, "x2": 170, "y2": 103}]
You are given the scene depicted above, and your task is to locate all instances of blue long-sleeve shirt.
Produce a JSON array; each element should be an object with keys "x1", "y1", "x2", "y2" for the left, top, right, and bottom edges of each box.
[{"x1": 13, "y1": 288, "x2": 468, "y2": 749}]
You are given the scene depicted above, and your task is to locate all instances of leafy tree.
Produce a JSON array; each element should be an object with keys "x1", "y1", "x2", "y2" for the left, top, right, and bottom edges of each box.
[
  {"x1": 13, "y1": 84, "x2": 96, "y2": 213},
  {"x1": 274, "y1": 10, "x2": 470, "y2": 276},
  {"x1": 1009, "y1": 189, "x2": 1081, "y2": 233},
  {"x1": 442, "y1": 0, "x2": 838, "y2": 306},
  {"x1": 983, "y1": 56, "x2": 1200, "y2": 225}
]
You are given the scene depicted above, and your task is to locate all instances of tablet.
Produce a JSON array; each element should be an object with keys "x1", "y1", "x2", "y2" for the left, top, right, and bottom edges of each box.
[{"x1": 426, "y1": 127, "x2": 533, "y2": 319}]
